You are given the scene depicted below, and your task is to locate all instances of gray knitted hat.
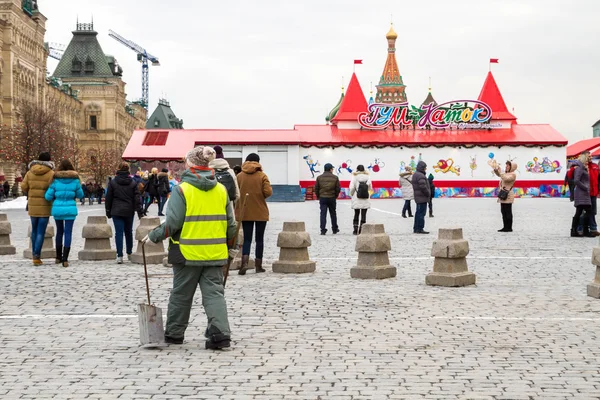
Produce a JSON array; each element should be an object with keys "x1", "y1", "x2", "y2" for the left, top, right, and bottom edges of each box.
[{"x1": 186, "y1": 146, "x2": 216, "y2": 167}]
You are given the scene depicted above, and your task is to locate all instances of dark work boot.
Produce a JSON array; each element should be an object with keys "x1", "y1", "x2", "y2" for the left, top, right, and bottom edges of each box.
[
  {"x1": 55, "y1": 246, "x2": 63, "y2": 264},
  {"x1": 62, "y1": 247, "x2": 71, "y2": 268},
  {"x1": 353, "y1": 225, "x2": 358, "y2": 235},
  {"x1": 572, "y1": 217, "x2": 583, "y2": 237},
  {"x1": 255, "y1": 258, "x2": 265, "y2": 273},
  {"x1": 205, "y1": 330, "x2": 231, "y2": 350},
  {"x1": 164, "y1": 335, "x2": 184, "y2": 345},
  {"x1": 238, "y1": 255, "x2": 249, "y2": 275}
]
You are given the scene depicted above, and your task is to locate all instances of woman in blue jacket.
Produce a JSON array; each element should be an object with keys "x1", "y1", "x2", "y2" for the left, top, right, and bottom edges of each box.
[{"x1": 45, "y1": 159, "x2": 84, "y2": 267}]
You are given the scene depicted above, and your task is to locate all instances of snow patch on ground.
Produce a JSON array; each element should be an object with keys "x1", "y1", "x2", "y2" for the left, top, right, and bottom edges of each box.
[{"x1": 0, "y1": 197, "x2": 27, "y2": 210}]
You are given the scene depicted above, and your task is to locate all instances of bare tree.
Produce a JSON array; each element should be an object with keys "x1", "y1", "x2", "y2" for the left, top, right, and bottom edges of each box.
[
  {"x1": 82, "y1": 143, "x2": 121, "y2": 185},
  {"x1": 0, "y1": 101, "x2": 75, "y2": 166}
]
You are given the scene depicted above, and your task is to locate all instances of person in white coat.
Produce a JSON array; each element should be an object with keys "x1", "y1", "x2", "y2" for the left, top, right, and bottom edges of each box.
[
  {"x1": 349, "y1": 165, "x2": 373, "y2": 235},
  {"x1": 399, "y1": 166, "x2": 414, "y2": 218}
]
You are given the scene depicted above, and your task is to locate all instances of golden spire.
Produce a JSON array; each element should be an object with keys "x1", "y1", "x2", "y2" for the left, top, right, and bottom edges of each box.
[{"x1": 386, "y1": 23, "x2": 398, "y2": 40}]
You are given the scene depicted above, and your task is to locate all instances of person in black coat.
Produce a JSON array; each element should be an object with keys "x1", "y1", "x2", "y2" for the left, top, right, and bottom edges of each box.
[
  {"x1": 157, "y1": 168, "x2": 171, "y2": 216},
  {"x1": 3, "y1": 181, "x2": 9, "y2": 199},
  {"x1": 106, "y1": 162, "x2": 143, "y2": 264},
  {"x1": 428, "y1": 174, "x2": 435, "y2": 218},
  {"x1": 143, "y1": 167, "x2": 160, "y2": 214}
]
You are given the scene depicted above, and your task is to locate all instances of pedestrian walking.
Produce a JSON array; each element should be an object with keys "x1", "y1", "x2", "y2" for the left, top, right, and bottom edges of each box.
[
  {"x1": 209, "y1": 145, "x2": 240, "y2": 204},
  {"x1": 21, "y1": 152, "x2": 55, "y2": 265},
  {"x1": 143, "y1": 168, "x2": 160, "y2": 215},
  {"x1": 490, "y1": 159, "x2": 518, "y2": 233},
  {"x1": 2, "y1": 181, "x2": 9, "y2": 199},
  {"x1": 399, "y1": 167, "x2": 414, "y2": 218},
  {"x1": 233, "y1": 165, "x2": 242, "y2": 176},
  {"x1": 562, "y1": 161, "x2": 576, "y2": 201},
  {"x1": 570, "y1": 152, "x2": 594, "y2": 237},
  {"x1": 157, "y1": 168, "x2": 171, "y2": 216},
  {"x1": 577, "y1": 159, "x2": 600, "y2": 236},
  {"x1": 411, "y1": 161, "x2": 430, "y2": 234},
  {"x1": 349, "y1": 165, "x2": 372, "y2": 235},
  {"x1": 144, "y1": 146, "x2": 236, "y2": 349},
  {"x1": 315, "y1": 163, "x2": 341, "y2": 235},
  {"x1": 44, "y1": 159, "x2": 84, "y2": 267},
  {"x1": 80, "y1": 183, "x2": 87, "y2": 205},
  {"x1": 95, "y1": 184, "x2": 104, "y2": 205},
  {"x1": 236, "y1": 153, "x2": 273, "y2": 275},
  {"x1": 105, "y1": 162, "x2": 144, "y2": 263},
  {"x1": 428, "y1": 174, "x2": 435, "y2": 218}
]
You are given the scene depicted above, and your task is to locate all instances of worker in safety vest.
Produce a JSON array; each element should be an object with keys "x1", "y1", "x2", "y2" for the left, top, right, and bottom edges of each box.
[{"x1": 143, "y1": 146, "x2": 237, "y2": 349}]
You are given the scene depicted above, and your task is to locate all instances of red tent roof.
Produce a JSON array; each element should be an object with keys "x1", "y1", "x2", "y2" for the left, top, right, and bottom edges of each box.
[
  {"x1": 567, "y1": 137, "x2": 600, "y2": 157},
  {"x1": 478, "y1": 71, "x2": 517, "y2": 121},
  {"x1": 331, "y1": 73, "x2": 368, "y2": 123},
  {"x1": 122, "y1": 124, "x2": 567, "y2": 162}
]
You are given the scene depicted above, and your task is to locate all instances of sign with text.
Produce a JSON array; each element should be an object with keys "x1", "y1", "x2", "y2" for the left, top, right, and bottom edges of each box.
[{"x1": 358, "y1": 100, "x2": 497, "y2": 129}]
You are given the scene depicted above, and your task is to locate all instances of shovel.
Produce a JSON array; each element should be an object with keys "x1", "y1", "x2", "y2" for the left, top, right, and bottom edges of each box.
[{"x1": 137, "y1": 241, "x2": 165, "y2": 348}]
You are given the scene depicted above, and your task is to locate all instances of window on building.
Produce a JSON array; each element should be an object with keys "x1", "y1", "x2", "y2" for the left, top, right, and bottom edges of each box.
[
  {"x1": 72, "y1": 57, "x2": 82, "y2": 73},
  {"x1": 142, "y1": 131, "x2": 169, "y2": 146},
  {"x1": 85, "y1": 57, "x2": 95, "y2": 74},
  {"x1": 154, "y1": 119, "x2": 160, "y2": 127},
  {"x1": 89, "y1": 115, "x2": 97, "y2": 130}
]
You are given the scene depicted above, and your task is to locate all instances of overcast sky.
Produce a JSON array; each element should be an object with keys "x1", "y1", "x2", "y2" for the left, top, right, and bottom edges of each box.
[{"x1": 43, "y1": 0, "x2": 599, "y2": 143}]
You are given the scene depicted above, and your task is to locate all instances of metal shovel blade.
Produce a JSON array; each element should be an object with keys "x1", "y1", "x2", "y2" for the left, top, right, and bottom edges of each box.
[{"x1": 137, "y1": 303, "x2": 165, "y2": 348}]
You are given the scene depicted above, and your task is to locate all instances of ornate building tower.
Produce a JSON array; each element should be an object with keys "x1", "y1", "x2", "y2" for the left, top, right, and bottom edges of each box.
[{"x1": 375, "y1": 24, "x2": 407, "y2": 104}]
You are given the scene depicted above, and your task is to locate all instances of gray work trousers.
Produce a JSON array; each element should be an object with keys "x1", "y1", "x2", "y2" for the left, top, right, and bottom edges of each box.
[{"x1": 165, "y1": 264, "x2": 231, "y2": 340}]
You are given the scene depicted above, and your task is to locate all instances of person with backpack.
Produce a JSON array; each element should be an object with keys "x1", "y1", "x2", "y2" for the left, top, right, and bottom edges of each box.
[
  {"x1": 236, "y1": 153, "x2": 273, "y2": 275},
  {"x1": 315, "y1": 163, "x2": 341, "y2": 235},
  {"x1": 411, "y1": 161, "x2": 430, "y2": 234},
  {"x1": 44, "y1": 159, "x2": 85, "y2": 267},
  {"x1": 349, "y1": 165, "x2": 372, "y2": 235},
  {"x1": 209, "y1": 145, "x2": 239, "y2": 204},
  {"x1": 157, "y1": 168, "x2": 171, "y2": 216}
]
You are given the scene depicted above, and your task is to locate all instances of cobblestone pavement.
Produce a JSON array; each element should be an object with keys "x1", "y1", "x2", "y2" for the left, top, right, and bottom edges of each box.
[{"x1": 1, "y1": 198, "x2": 600, "y2": 399}]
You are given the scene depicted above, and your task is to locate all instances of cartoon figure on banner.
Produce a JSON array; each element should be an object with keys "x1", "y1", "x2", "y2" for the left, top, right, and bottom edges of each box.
[
  {"x1": 433, "y1": 158, "x2": 460, "y2": 176},
  {"x1": 526, "y1": 157, "x2": 562, "y2": 174},
  {"x1": 303, "y1": 155, "x2": 320, "y2": 178},
  {"x1": 469, "y1": 155, "x2": 477, "y2": 177},
  {"x1": 368, "y1": 158, "x2": 385, "y2": 173},
  {"x1": 399, "y1": 161, "x2": 407, "y2": 173},
  {"x1": 337, "y1": 159, "x2": 353, "y2": 174}
]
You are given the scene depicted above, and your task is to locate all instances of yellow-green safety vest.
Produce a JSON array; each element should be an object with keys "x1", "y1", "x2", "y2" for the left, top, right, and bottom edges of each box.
[{"x1": 171, "y1": 181, "x2": 229, "y2": 262}]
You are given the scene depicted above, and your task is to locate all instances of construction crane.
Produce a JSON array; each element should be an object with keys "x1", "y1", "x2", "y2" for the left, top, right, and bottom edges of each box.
[
  {"x1": 108, "y1": 30, "x2": 160, "y2": 109},
  {"x1": 47, "y1": 42, "x2": 66, "y2": 61}
]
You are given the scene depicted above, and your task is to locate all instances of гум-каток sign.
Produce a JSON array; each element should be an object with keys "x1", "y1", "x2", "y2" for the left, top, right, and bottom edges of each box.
[{"x1": 358, "y1": 100, "x2": 498, "y2": 129}]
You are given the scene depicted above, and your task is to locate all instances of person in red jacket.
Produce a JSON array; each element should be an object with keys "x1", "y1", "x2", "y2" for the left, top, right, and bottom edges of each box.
[{"x1": 577, "y1": 159, "x2": 600, "y2": 235}]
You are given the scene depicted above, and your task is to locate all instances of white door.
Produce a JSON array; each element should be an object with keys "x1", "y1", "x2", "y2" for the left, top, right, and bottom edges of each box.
[{"x1": 259, "y1": 151, "x2": 288, "y2": 184}]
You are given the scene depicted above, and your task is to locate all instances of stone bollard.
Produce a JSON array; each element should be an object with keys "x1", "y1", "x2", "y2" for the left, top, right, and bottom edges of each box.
[
  {"x1": 351, "y1": 224, "x2": 396, "y2": 279},
  {"x1": 78, "y1": 216, "x2": 116, "y2": 260},
  {"x1": 0, "y1": 214, "x2": 16, "y2": 255},
  {"x1": 587, "y1": 244, "x2": 600, "y2": 298},
  {"x1": 24, "y1": 223, "x2": 55, "y2": 259},
  {"x1": 230, "y1": 230, "x2": 255, "y2": 271},
  {"x1": 272, "y1": 222, "x2": 316, "y2": 273},
  {"x1": 426, "y1": 228, "x2": 476, "y2": 287},
  {"x1": 131, "y1": 217, "x2": 166, "y2": 264}
]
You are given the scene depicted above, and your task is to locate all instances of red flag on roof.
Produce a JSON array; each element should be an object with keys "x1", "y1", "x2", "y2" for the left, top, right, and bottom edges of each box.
[
  {"x1": 490, "y1": 58, "x2": 499, "y2": 64},
  {"x1": 354, "y1": 59, "x2": 363, "y2": 64}
]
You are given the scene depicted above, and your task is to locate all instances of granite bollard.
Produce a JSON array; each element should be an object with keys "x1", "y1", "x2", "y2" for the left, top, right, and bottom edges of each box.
[
  {"x1": 0, "y1": 214, "x2": 16, "y2": 255},
  {"x1": 272, "y1": 222, "x2": 316, "y2": 273},
  {"x1": 587, "y1": 244, "x2": 600, "y2": 298},
  {"x1": 78, "y1": 216, "x2": 116, "y2": 260},
  {"x1": 24, "y1": 223, "x2": 55, "y2": 259},
  {"x1": 131, "y1": 217, "x2": 166, "y2": 264},
  {"x1": 350, "y1": 224, "x2": 396, "y2": 279},
  {"x1": 426, "y1": 228, "x2": 476, "y2": 287}
]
